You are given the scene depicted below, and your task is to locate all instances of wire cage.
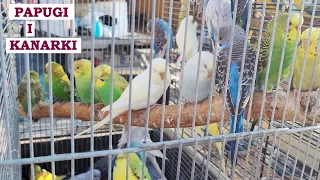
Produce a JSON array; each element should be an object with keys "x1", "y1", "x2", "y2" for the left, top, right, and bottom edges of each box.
[{"x1": 1, "y1": 0, "x2": 320, "y2": 180}]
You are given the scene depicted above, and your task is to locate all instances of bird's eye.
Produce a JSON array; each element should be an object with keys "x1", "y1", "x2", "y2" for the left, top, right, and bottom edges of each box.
[
  {"x1": 289, "y1": 22, "x2": 292, "y2": 26},
  {"x1": 77, "y1": 67, "x2": 80, "y2": 69},
  {"x1": 219, "y1": 37, "x2": 223, "y2": 40},
  {"x1": 204, "y1": 64, "x2": 207, "y2": 69}
]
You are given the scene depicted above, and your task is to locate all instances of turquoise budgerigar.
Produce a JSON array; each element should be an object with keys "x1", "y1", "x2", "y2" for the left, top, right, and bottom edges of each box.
[
  {"x1": 215, "y1": 25, "x2": 256, "y2": 165},
  {"x1": 117, "y1": 126, "x2": 166, "y2": 180},
  {"x1": 176, "y1": 15, "x2": 199, "y2": 64},
  {"x1": 74, "y1": 58, "x2": 172, "y2": 138},
  {"x1": 146, "y1": 18, "x2": 173, "y2": 58}
]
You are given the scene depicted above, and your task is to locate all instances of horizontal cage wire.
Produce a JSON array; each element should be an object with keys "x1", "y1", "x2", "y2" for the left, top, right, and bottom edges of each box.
[{"x1": 0, "y1": 0, "x2": 320, "y2": 180}]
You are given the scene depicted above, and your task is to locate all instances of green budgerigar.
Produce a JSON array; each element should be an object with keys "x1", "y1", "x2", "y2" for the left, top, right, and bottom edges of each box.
[
  {"x1": 45, "y1": 62, "x2": 79, "y2": 103},
  {"x1": 94, "y1": 64, "x2": 129, "y2": 93},
  {"x1": 17, "y1": 71, "x2": 44, "y2": 115},
  {"x1": 113, "y1": 153, "x2": 152, "y2": 180},
  {"x1": 94, "y1": 65, "x2": 122, "y2": 106},
  {"x1": 74, "y1": 59, "x2": 102, "y2": 105},
  {"x1": 257, "y1": 13, "x2": 304, "y2": 90}
]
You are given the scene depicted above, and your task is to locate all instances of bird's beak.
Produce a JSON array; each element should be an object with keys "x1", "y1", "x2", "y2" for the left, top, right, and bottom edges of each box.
[
  {"x1": 207, "y1": 70, "x2": 212, "y2": 78},
  {"x1": 298, "y1": 40, "x2": 302, "y2": 47},
  {"x1": 159, "y1": 72, "x2": 165, "y2": 80}
]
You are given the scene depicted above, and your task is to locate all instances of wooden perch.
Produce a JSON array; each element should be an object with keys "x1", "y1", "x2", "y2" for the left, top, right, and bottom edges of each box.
[{"x1": 18, "y1": 91, "x2": 320, "y2": 128}]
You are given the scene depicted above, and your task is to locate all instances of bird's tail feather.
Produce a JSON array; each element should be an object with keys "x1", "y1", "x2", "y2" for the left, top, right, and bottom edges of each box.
[
  {"x1": 230, "y1": 110, "x2": 245, "y2": 165},
  {"x1": 74, "y1": 108, "x2": 124, "y2": 138}
]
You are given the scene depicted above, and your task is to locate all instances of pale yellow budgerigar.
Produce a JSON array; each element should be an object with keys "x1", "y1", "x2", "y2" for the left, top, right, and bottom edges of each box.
[
  {"x1": 293, "y1": 27, "x2": 320, "y2": 91},
  {"x1": 74, "y1": 58, "x2": 172, "y2": 138},
  {"x1": 176, "y1": 15, "x2": 199, "y2": 64}
]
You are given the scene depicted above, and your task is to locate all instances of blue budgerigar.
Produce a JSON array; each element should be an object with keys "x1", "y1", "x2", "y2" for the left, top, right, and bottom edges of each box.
[
  {"x1": 231, "y1": 0, "x2": 251, "y2": 30},
  {"x1": 215, "y1": 25, "x2": 256, "y2": 164},
  {"x1": 146, "y1": 18, "x2": 173, "y2": 58},
  {"x1": 117, "y1": 126, "x2": 166, "y2": 180}
]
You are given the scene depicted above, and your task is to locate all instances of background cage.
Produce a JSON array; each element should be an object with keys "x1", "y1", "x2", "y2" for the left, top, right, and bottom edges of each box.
[{"x1": 1, "y1": 0, "x2": 320, "y2": 180}]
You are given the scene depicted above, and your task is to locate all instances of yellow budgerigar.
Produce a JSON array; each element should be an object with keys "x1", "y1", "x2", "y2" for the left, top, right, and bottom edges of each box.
[
  {"x1": 293, "y1": 27, "x2": 320, "y2": 91},
  {"x1": 94, "y1": 64, "x2": 129, "y2": 93},
  {"x1": 30, "y1": 165, "x2": 66, "y2": 180},
  {"x1": 113, "y1": 153, "x2": 152, "y2": 180},
  {"x1": 195, "y1": 123, "x2": 226, "y2": 172}
]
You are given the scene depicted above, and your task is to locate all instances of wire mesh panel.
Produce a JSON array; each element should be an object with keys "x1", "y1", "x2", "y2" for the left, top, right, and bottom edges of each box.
[
  {"x1": 1, "y1": 0, "x2": 320, "y2": 179},
  {"x1": 0, "y1": 0, "x2": 20, "y2": 179}
]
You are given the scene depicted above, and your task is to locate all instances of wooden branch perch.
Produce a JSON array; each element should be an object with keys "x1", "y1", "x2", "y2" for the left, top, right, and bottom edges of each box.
[{"x1": 18, "y1": 91, "x2": 320, "y2": 128}]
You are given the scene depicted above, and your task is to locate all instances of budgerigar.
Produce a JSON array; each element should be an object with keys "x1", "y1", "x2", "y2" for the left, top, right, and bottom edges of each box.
[
  {"x1": 215, "y1": 25, "x2": 256, "y2": 164},
  {"x1": 73, "y1": 59, "x2": 103, "y2": 105},
  {"x1": 113, "y1": 153, "x2": 152, "y2": 180},
  {"x1": 176, "y1": 15, "x2": 199, "y2": 63},
  {"x1": 117, "y1": 126, "x2": 166, "y2": 180},
  {"x1": 293, "y1": 27, "x2": 320, "y2": 91},
  {"x1": 181, "y1": 51, "x2": 226, "y2": 171},
  {"x1": 65, "y1": 169, "x2": 101, "y2": 180},
  {"x1": 30, "y1": 165, "x2": 66, "y2": 180},
  {"x1": 94, "y1": 64, "x2": 129, "y2": 93},
  {"x1": 74, "y1": 58, "x2": 172, "y2": 138},
  {"x1": 292, "y1": 0, "x2": 320, "y2": 19},
  {"x1": 94, "y1": 78, "x2": 122, "y2": 106},
  {"x1": 17, "y1": 71, "x2": 44, "y2": 115},
  {"x1": 181, "y1": 51, "x2": 214, "y2": 103},
  {"x1": 146, "y1": 18, "x2": 173, "y2": 58},
  {"x1": 231, "y1": 0, "x2": 251, "y2": 30},
  {"x1": 194, "y1": 124, "x2": 226, "y2": 172},
  {"x1": 205, "y1": 0, "x2": 233, "y2": 43},
  {"x1": 45, "y1": 62, "x2": 79, "y2": 104},
  {"x1": 257, "y1": 13, "x2": 303, "y2": 90}
]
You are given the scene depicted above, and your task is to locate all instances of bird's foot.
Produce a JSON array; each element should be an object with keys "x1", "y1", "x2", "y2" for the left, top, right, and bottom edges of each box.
[
  {"x1": 183, "y1": 101, "x2": 194, "y2": 108},
  {"x1": 58, "y1": 101, "x2": 67, "y2": 109},
  {"x1": 143, "y1": 104, "x2": 162, "y2": 120},
  {"x1": 38, "y1": 102, "x2": 46, "y2": 109},
  {"x1": 279, "y1": 82, "x2": 290, "y2": 92}
]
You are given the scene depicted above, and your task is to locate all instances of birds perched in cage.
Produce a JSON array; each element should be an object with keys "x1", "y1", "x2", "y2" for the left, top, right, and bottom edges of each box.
[
  {"x1": 292, "y1": 0, "x2": 320, "y2": 19},
  {"x1": 17, "y1": 71, "x2": 44, "y2": 115},
  {"x1": 73, "y1": 59, "x2": 103, "y2": 105},
  {"x1": 257, "y1": 13, "x2": 303, "y2": 91},
  {"x1": 146, "y1": 18, "x2": 173, "y2": 59},
  {"x1": 94, "y1": 64, "x2": 129, "y2": 93},
  {"x1": 65, "y1": 169, "x2": 101, "y2": 180},
  {"x1": 180, "y1": 51, "x2": 214, "y2": 103},
  {"x1": 176, "y1": 15, "x2": 199, "y2": 64},
  {"x1": 293, "y1": 27, "x2": 320, "y2": 91},
  {"x1": 30, "y1": 165, "x2": 66, "y2": 180},
  {"x1": 74, "y1": 58, "x2": 172, "y2": 138},
  {"x1": 117, "y1": 126, "x2": 166, "y2": 180},
  {"x1": 214, "y1": 25, "x2": 256, "y2": 165},
  {"x1": 44, "y1": 62, "x2": 79, "y2": 106},
  {"x1": 113, "y1": 152, "x2": 152, "y2": 180}
]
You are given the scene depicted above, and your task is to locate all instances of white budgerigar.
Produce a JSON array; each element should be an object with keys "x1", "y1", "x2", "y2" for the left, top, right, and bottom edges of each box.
[
  {"x1": 74, "y1": 58, "x2": 172, "y2": 138},
  {"x1": 181, "y1": 51, "x2": 214, "y2": 103},
  {"x1": 118, "y1": 126, "x2": 167, "y2": 180},
  {"x1": 176, "y1": 15, "x2": 199, "y2": 64},
  {"x1": 205, "y1": 0, "x2": 233, "y2": 43}
]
